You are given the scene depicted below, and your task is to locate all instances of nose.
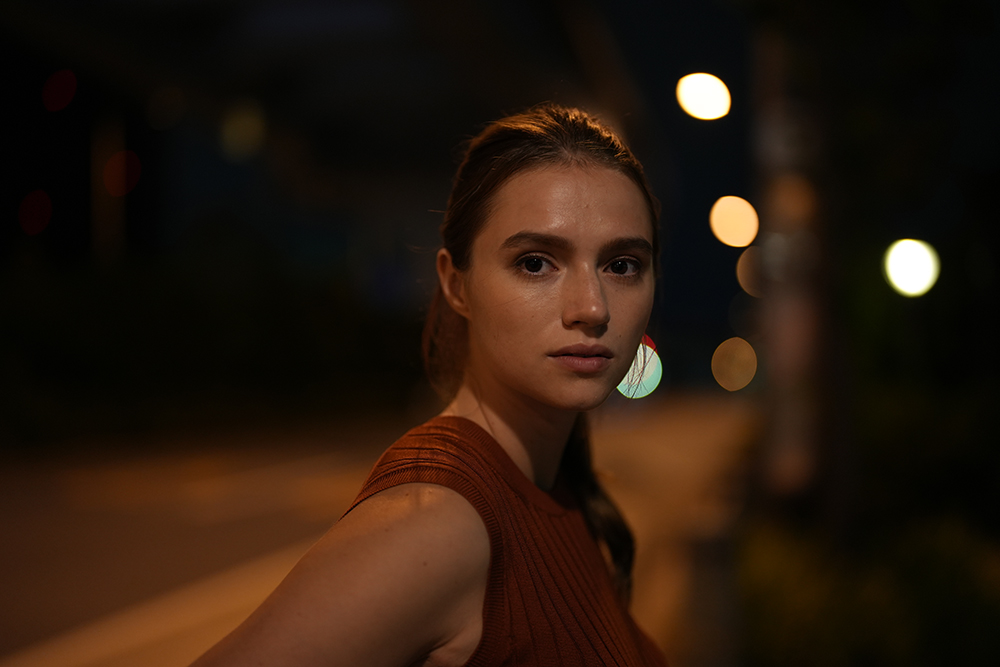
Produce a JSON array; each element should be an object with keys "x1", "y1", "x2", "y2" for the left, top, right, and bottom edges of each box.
[{"x1": 562, "y1": 269, "x2": 610, "y2": 330}]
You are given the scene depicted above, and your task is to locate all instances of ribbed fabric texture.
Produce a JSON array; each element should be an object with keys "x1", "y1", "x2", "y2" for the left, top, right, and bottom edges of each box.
[{"x1": 345, "y1": 416, "x2": 668, "y2": 667}]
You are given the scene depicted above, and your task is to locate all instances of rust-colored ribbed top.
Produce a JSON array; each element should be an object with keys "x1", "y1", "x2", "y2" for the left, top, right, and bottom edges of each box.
[{"x1": 346, "y1": 416, "x2": 668, "y2": 666}]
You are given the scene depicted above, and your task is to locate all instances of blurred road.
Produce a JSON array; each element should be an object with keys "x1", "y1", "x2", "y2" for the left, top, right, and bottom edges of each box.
[{"x1": 0, "y1": 392, "x2": 759, "y2": 667}]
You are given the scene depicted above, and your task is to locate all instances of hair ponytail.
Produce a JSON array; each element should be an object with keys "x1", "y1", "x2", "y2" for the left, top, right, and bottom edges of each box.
[
  {"x1": 422, "y1": 286, "x2": 467, "y2": 400},
  {"x1": 561, "y1": 413, "x2": 636, "y2": 601}
]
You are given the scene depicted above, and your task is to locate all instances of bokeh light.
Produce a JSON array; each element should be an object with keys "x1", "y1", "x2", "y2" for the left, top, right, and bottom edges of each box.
[
  {"x1": 42, "y1": 69, "x2": 77, "y2": 111},
  {"x1": 710, "y1": 196, "x2": 759, "y2": 247},
  {"x1": 19, "y1": 190, "x2": 52, "y2": 235},
  {"x1": 617, "y1": 335, "x2": 663, "y2": 399},
  {"x1": 221, "y1": 100, "x2": 266, "y2": 161},
  {"x1": 676, "y1": 73, "x2": 731, "y2": 120},
  {"x1": 711, "y1": 337, "x2": 757, "y2": 391},
  {"x1": 103, "y1": 150, "x2": 142, "y2": 197},
  {"x1": 884, "y1": 239, "x2": 940, "y2": 297},
  {"x1": 736, "y1": 246, "x2": 763, "y2": 297}
]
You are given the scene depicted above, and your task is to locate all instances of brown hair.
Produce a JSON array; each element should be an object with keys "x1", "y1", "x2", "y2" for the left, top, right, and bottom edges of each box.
[{"x1": 422, "y1": 103, "x2": 660, "y2": 600}]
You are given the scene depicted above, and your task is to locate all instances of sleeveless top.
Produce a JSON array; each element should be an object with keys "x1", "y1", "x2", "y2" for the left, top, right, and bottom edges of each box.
[{"x1": 344, "y1": 416, "x2": 668, "y2": 667}]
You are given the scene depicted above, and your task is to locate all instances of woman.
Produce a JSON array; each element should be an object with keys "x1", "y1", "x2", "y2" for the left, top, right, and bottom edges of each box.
[{"x1": 192, "y1": 104, "x2": 667, "y2": 666}]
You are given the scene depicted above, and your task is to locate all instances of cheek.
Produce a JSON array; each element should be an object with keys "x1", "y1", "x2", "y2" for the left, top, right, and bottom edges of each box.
[
  {"x1": 482, "y1": 293, "x2": 541, "y2": 343},
  {"x1": 468, "y1": 281, "x2": 549, "y2": 350},
  {"x1": 611, "y1": 285, "x2": 655, "y2": 328}
]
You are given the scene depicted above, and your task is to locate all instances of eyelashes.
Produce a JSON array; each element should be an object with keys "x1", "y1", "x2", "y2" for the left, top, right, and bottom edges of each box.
[{"x1": 513, "y1": 254, "x2": 645, "y2": 279}]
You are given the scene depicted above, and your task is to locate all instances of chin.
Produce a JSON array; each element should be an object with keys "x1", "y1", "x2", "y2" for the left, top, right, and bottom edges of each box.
[{"x1": 544, "y1": 384, "x2": 616, "y2": 413}]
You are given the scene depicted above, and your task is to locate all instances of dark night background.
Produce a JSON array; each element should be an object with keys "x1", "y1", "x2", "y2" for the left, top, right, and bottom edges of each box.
[{"x1": 2, "y1": 0, "x2": 999, "y2": 665}]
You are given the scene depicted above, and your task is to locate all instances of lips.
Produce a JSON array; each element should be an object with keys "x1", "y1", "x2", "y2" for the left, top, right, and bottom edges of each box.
[
  {"x1": 551, "y1": 344, "x2": 614, "y2": 358},
  {"x1": 549, "y1": 344, "x2": 614, "y2": 373}
]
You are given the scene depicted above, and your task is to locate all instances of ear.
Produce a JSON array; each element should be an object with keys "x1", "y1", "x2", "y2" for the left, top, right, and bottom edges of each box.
[{"x1": 436, "y1": 248, "x2": 471, "y2": 319}]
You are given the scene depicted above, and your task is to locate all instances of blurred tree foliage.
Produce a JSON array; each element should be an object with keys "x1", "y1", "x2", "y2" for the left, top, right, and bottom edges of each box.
[
  {"x1": 0, "y1": 223, "x2": 427, "y2": 446},
  {"x1": 0, "y1": 36, "x2": 434, "y2": 449}
]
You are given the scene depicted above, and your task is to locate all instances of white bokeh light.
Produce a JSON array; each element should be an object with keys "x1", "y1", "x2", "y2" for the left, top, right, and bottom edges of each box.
[
  {"x1": 884, "y1": 239, "x2": 940, "y2": 297},
  {"x1": 676, "y1": 73, "x2": 731, "y2": 120}
]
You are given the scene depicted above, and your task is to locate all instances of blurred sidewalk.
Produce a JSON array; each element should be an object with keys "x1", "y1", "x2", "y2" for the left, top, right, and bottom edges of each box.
[
  {"x1": 593, "y1": 392, "x2": 761, "y2": 666},
  {"x1": 0, "y1": 392, "x2": 760, "y2": 667}
]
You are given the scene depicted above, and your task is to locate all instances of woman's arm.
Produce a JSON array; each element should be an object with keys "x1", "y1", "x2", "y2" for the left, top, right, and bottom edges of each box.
[{"x1": 190, "y1": 483, "x2": 490, "y2": 667}]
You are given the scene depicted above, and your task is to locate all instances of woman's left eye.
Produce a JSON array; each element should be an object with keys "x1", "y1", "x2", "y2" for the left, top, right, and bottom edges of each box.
[{"x1": 607, "y1": 258, "x2": 640, "y2": 276}]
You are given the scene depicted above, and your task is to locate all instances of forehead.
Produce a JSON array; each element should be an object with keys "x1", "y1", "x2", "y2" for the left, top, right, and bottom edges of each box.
[{"x1": 478, "y1": 165, "x2": 653, "y2": 246}]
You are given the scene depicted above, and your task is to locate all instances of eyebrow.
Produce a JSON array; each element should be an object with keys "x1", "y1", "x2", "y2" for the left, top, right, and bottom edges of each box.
[
  {"x1": 500, "y1": 231, "x2": 572, "y2": 251},
  {"x1": 500, "y1": 231, "x2": 653, "y2": 258},
  {"x1": 601, "y1": 236, "x2": 655, "y2": 258}
]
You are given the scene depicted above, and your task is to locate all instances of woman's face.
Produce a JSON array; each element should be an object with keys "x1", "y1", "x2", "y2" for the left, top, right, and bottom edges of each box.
[{"x1": 444, "y1": 164, "x2": 656, "y2": 413}]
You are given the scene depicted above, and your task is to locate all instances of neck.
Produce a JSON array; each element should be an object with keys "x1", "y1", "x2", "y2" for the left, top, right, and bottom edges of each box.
[{"x1": 440, "y1": 382, "x2": 578, "y2": 490}]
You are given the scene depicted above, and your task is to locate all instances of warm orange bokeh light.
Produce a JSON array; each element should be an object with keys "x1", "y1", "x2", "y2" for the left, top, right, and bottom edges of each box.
[
  {"x1": 736, "y1": 246, "x2": 763, "y2": 297},
  {"x1": 711, "y1": 337, "x2": 757, "y2": 391},
  {"x1": 710, "y1": 196, "x2": 759, "y2": 247}
]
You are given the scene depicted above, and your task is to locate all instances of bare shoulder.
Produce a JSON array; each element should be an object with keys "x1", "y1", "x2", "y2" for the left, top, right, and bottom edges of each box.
[
  {"x1": 191, "y1": 483, "x2": 490, "y2": 667},
  {"x1": 335, "y1": 482, "x2": 490, "y2": 550}
]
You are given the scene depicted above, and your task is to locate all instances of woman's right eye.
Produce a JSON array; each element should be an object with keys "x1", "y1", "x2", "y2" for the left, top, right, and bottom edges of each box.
[
  {"x1": 523, "y1": 256, "x2": 545, "y2": 273},
  {"x1": 516, "y1": 254, "x2": 552, "y2": 275}
]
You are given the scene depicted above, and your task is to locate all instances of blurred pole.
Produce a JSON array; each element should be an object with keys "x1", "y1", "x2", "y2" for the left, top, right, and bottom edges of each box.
[{"x1": 753, "y1": 28, "x2": 824, "y2": 501}]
